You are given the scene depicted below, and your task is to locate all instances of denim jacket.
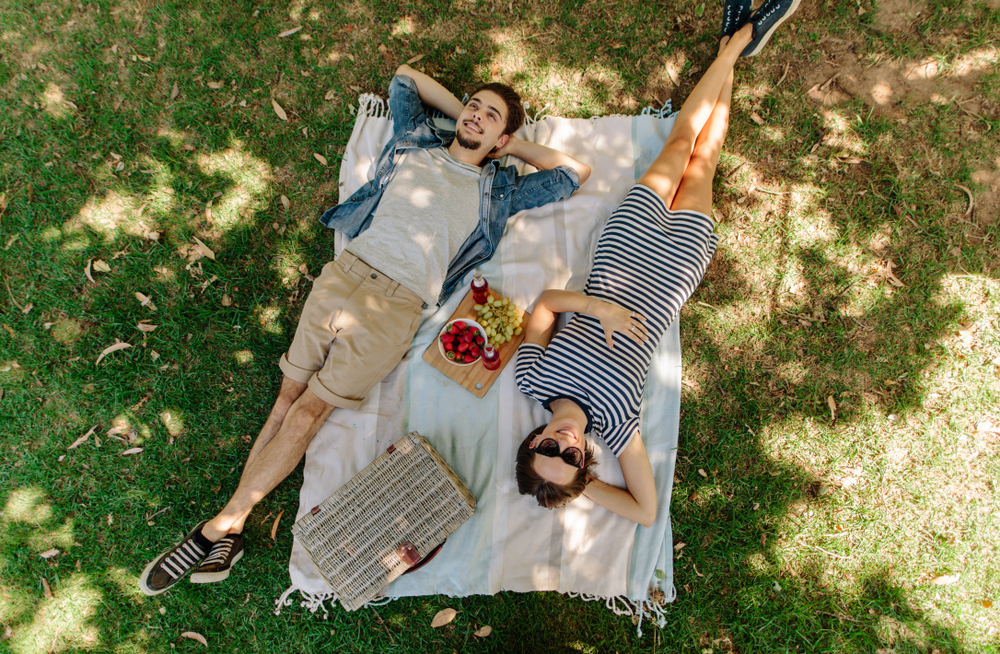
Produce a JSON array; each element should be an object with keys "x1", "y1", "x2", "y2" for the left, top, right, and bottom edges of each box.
[{"x1": 320, "y1": 74, "x2": 581, "y2": 306}]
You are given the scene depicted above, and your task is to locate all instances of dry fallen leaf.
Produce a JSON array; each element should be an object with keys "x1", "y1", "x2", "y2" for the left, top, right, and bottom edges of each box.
[
  {"x1": 271, "y1": 97, "x2": 288, "y2": 121},
  {"x1": 932, "y1": 574, "x2": 960, "y2": 586},
  {"x1": 96, "y1": 341, "x2": 132, "y2": 366},
  {"x1": 698, "y1": 469, "x2": 708, "y2": 478},
  {"x1": 21, "y1": 303, "x2": 33, "y2": 314},
  {"x1": 41, "y1": 578, "x2": 52, "y2": 600},
  {"x1": 192, "y1": 236, "x2": 216, "y2": 260},
  {"x1": 474, "y1": 625, "x2": 492, "y2": 637},
  {"x1": 221, "y1": 294, "x2": 233, "y2": 307},
  {"x1": 750, "y1": 112, "x2": 765, "y2": 125},
  {"x1": 121, "y1": 448, "x2": 144, "y2": 456},
  {"x1": 278, "y1": 26, "x2": 303, "y2": 38},
  {"x1": 207, "y1": 81, "x2": 222, "y2": 89},
  {"x1": 39, "y1": 548, "x2": 60, "y2": 559},
  {"x1": 93, "y1": 260, "x2": 111, "y2": 273},
  {"x1": 69, "y1": 425, "x2": 97, "y2": 449},
  {"x1": 135, "y1": 292, "x2": 158, "y2": 311},
  {"x1": 170, "y1": 81, "x2": 179, "y2": 99},
  {"x1": 324, "y1": 89, "x2": 337, "y2": 101},
  {"x1": 150, "y1": 350, "x2": 160, "y2": 361},
  {"x1": 84, "y1": 258, "x2": 95, "y2": 283},
  {"x1": 883, "y1": 260, "x2": 905, "y2": 287},
  {"x1": 674, "y1": 542, "x2": 687, "y2": 550},
  {"x1": 430, "y1": 608, "x2": 458, "y2": 628},
  {"x1": 181, "y1": 632, "x2": 208, "y2": 647},
  {"x1": 407, "y1": 53, "x2": 425, "y2": 64},
  {"x1": 280, "y1": 194, "x2": 290, "y2": 210},
  {"x1": 693, "y1": 564, "x2": 705, "y2": 578},
  {"x1": 313, "y1": 153, "x2": 328, "y2": 166},
  {"x1": 978, "y1": 599, "x2": 993, "y2": 608},
  {"x1": 827, "y1": 395, "x2": 837, "y2": 421},
  {"x1": 270, "y1": 510, "x2": 284, "y2": 541},
  {"x1": 298, "y1": 263, "x2": 314, "y2": 282},
  {"x1": 955, "y1": 184, "x2": 974, "y2": 219},
  {"x1": 137, "y1": 322, "x2": 158, "y2": 333}
]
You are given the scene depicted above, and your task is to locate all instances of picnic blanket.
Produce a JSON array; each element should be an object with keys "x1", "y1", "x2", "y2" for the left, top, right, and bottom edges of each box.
[{"x1": 276, "y1": 95, "x2": 682, "y2": 633}]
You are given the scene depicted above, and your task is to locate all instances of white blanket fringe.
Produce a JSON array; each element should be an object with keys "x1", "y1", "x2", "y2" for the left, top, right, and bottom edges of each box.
[
  {"x1": 274, "y1": 585, "x2": 337, "y2": 620},
  {"x1": 277, "y1": 586, "x2": 667, "y2": 635}
]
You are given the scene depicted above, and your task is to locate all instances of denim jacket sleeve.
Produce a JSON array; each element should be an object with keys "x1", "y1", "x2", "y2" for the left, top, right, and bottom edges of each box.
[
  {"x1": 387, "y1": 74, "x2": 430, "y2": 139},
  {"x1": 508, "y1": 165, "x2": 581, "y2": 215}
]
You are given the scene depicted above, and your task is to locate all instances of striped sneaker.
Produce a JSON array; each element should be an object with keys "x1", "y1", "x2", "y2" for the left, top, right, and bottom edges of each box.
[
  {"x1": 139, "y1": 521, "x2": 212, "y2": 596},
  {"x1": 190, "y1": 533, "x2": 244, "y2": 584}
]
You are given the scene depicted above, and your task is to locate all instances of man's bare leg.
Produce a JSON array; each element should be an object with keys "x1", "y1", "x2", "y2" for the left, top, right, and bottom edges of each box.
[
  {"x1": 242, "y1": 376, "x2": 308, "y2": 471},
  {"x1": 201, "y1": 387, "x2": 334, "y2": 541},
  {"x1": 638, "y1": 24, "x2": 752, "y2": 207}
]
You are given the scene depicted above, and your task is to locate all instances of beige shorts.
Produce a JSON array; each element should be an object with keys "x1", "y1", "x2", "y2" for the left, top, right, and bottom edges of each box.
[{"x1": 279, "y1": 251, "x2": 424, "y2": 410}]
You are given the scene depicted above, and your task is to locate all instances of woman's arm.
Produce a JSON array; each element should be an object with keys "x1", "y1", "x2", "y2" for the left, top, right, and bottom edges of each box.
[
  {"x1": 522, "y1": 290, "x2": 650, "y2": 349},
  {"x1": 581, "y1": 434, "x2": 657, "y2": 527},
  {"x1": 490, "y1": 136, "x2": 592, "y2": 186},
  {"x1": 395, "y1": 64, "x2": 465, "y2": 121}
]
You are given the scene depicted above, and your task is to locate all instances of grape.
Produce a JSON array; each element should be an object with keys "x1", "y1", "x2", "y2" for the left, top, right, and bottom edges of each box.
[{"x1": 475, "y1": 294, "x2": 523, "y2": 347}]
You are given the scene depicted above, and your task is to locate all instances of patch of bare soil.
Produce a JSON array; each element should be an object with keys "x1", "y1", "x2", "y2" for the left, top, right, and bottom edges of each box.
[
  {"x1": 971, "y1": 157, "x2": 1000, "y2": 229},
  {"x1": 874, "y1": 0, "x2": 930, "y2": 32},
  {"x1": 803, "y1": 45, "x2": 998, "y2": 117}
]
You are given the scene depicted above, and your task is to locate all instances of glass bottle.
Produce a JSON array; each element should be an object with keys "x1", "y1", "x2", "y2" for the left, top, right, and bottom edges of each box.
[
  {"x1": 471, "y1": 270, "x2": 490, "y2": 304},
  {"x1": 482, "y1": 343, "x2": 501, "y2": 371}
]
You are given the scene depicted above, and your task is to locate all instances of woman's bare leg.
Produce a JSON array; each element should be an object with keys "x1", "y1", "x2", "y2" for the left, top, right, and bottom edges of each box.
[
  {"x1": 638, "y1": 24, "x2": 752, "y2": 207},
  {"x1": 670, "y1": 38, "x2": 737, "y2": 216}
]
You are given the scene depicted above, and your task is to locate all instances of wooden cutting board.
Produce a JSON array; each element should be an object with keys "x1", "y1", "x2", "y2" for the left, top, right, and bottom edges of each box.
[{"x1": 422, "y1": 289, "x2": 530, "y2": 398}]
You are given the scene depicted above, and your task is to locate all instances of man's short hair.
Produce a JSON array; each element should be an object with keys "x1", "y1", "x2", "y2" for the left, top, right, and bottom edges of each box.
[
  {"x1": 515, "y1": 425, "x2": 598, "y2": 509},
  {"x1": 470, "y1": 83, "x2": 526, "y2": 136}
]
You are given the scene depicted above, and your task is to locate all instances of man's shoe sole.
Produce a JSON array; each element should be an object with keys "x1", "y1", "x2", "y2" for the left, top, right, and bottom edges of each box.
[
  {"x1": 189, "y1": 549, "x2": 244, "y2": 584},
  {"x1": 742, "y1": 0, "x2": 802, "y2": 57},
  {"x1": 139, "y1": 548, "x2": 180, "y2": 596}
]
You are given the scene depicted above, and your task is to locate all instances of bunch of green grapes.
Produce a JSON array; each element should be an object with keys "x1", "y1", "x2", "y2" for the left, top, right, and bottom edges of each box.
[{"x1": 474, "y1": 295, "x2": 523, "y2": 346}]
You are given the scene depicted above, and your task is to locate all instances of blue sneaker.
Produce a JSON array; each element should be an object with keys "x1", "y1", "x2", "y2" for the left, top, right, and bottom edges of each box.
[
  {"x1": 740, "y1": 0, "x2": 802, "y2": 57},
  {"x1": 720, "y1": 0, "x2": 752, "y2": 40}
]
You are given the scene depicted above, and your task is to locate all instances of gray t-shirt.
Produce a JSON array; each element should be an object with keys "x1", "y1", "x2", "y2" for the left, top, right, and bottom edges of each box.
[{"x1": 345, "y1": 147, "x2": 481, "y2": 305}]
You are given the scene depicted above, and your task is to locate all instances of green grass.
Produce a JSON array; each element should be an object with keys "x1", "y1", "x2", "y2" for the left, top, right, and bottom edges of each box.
[{"x1": 2, "y1": 0, "x2": 1000, "y2": 652}]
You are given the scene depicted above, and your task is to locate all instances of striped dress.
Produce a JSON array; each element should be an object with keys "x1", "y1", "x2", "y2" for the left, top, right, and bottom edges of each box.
[{"x1": 515, "y1": 184, "x2": 719, "y2": 457}]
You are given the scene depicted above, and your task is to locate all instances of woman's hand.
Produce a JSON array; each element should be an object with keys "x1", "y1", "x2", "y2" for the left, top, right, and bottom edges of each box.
[{"x1": 589, "y1": 299, "x2": 648, "y2": 349}]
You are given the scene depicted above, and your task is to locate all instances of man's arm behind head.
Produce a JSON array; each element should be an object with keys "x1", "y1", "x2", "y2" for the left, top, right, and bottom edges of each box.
[{"x1": 395, "y1": 64, "x2": 465, "y2": 121}]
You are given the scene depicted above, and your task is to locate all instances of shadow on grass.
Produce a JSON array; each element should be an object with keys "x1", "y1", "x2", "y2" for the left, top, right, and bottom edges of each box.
[{"x1": 2, "y1": 0, "x2": 999, "y2": 651}]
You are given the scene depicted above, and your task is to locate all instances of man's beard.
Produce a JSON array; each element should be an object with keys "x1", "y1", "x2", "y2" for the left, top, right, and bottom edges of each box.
[{"x1": 455, "y1": 131, "x2": 481, "y2": 151}]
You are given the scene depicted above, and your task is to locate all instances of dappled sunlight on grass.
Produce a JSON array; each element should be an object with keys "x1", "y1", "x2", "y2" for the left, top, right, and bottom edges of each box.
[
  {"x1": 194, "y1": 140, "x2": 272, "y2": 230},
  {"x1": 7, "y1": 574, "x2": 102, "y2": 653},
  {"x1": 254, "y1": 304, "x2": 285, "y2": 336},
  {"x1": 234, "y1": 349, "x2": 255, "y2": 364},
  {"x1": 3, "y1": 488, "x2": 53, "y2": 524},
  {"x1": 158, "y1": 409, "x2": 185, "y2": 439},
  {"x1": 105, "y1": 566, "x2": 146, "y2": 604},
  {"x1": 26, "y1": 519, "x2": 75, "y2": 554}
]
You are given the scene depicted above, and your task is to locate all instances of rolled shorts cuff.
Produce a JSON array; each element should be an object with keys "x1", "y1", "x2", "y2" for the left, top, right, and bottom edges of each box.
[
  {"x1": 278, "y1": 353, "x2": 316, "y2": 385},
  {"x1": 307, "y1": 376, "x2": 364, "y2": 411}
]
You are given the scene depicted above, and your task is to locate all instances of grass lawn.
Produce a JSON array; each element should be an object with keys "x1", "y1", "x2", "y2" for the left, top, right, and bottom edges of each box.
[{"x1": 2, "y1": 0, "x2": 999, "y2": 652}]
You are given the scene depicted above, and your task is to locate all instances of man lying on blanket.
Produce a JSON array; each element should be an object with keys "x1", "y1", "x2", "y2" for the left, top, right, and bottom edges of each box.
[{"x1": 140, "y1": 65, "x2": 591, "y2": 595}]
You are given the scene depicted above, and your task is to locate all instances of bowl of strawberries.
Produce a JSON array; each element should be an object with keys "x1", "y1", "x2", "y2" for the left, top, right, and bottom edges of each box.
[{"x1": 437, "y1": 319, "x2": 488, "y2": 366}]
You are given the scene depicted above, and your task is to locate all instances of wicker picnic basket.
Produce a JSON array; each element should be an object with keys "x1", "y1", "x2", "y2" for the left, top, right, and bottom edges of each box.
[{"x1": 292, "y1": 432, "x2": 476, "y2": 611}]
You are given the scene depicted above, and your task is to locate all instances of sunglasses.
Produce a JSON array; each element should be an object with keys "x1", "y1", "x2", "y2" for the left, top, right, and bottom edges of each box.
[{"x1": 531, "y1": 438, "x2": 584, "y2": 469}]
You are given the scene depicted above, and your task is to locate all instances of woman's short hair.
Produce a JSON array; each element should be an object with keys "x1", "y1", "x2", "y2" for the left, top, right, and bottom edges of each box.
[
  {"x1": 515, "y1": 425, "x2": 598, "y2": 509},
  {"x1": 469, "y1": 83, "x2": 526, "y2": 137}
]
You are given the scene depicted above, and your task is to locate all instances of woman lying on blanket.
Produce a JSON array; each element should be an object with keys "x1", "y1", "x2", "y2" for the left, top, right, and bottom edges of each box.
[{"x1": 514, "y1": 0, "x2": 799, "y2": 525}]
